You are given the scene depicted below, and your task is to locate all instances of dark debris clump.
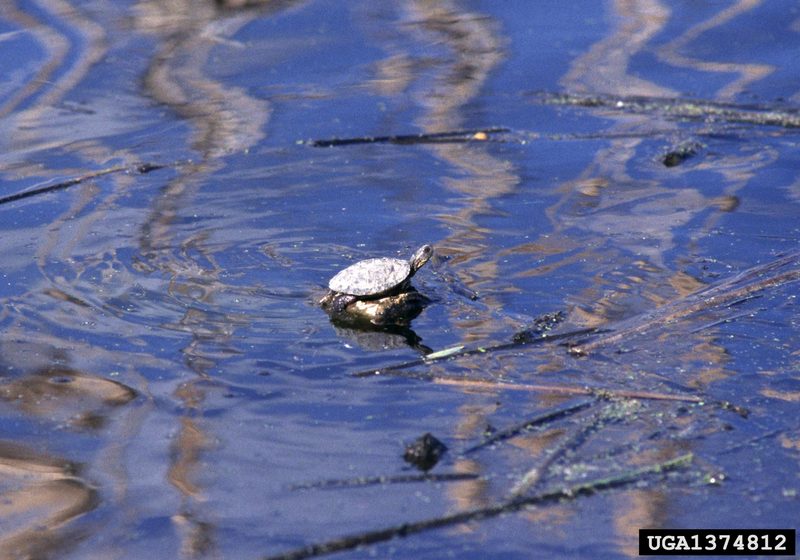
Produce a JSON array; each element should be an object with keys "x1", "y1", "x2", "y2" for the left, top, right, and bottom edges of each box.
[{"x1": 403, "y1": 433, "x2": 447, "y2": 471}]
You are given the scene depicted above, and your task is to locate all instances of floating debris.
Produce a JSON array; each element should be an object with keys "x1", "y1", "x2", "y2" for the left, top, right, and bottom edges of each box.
[
  {"x1": 424, "y1": 345, "x2": 465, "y2": 360},
  {"x1": 403, "y1": 433, "x2": 448, "y2": 471},
  {"x1": 662, "y1": 141, "x2": 704, "y2": 167},
  {"x1": 512, "y1": 311, "x2": 566, "y2": 343}
]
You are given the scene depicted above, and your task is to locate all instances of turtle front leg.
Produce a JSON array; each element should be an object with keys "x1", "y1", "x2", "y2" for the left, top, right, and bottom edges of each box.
[
  {"x1": 321, "y1": 291, "x2": 357, "y2": 314},
  {"x1": 332, "y1": 294, "x2": 357, "y2": 314}
]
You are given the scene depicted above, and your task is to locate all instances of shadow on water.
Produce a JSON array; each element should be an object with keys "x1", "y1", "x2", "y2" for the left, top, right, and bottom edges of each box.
[{"x1": 0, "y1": 0, "x2": 799, "y2": 559}]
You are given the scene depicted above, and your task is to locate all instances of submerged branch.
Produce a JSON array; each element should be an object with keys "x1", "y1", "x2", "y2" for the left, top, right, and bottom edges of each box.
[
  {"x1": 430, "y1": 377, "x2": 707, "y2": 404},
  {"x1": 571, "y1": 249, "x2": 800, "y2": 355},
  {"x1": 537, "y1": 91, "x2": 800, "y2": 129},
  {"x1": 305, "y1": 127, "x2": 510, "y2": 147},
  {"x1": 0, "y1": 161, "x2": 169, "y2": 206},
  {"x1": 463, "y1": 399, "x2": 595, "y2": 455},
  {"x1": 261, "y1": 453, "x2": 693, "y2": 560},
  {"x1": 351, "y1": 327, "x2": 600, "y2": 377},
  {"x1": 290, "y1": 472, "x2": 479, "y2": 491}
]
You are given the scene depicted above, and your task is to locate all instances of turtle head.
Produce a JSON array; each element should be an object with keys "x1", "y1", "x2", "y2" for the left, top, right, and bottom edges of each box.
[{"x1": 409, "y1": 244, "x2": 434, "y2": 273}]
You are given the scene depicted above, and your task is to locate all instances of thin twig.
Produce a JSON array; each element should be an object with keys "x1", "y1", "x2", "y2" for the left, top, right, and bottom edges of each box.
[
  {"x1": 290, "y1": 472, "x2": 479, "y2": 491},
  {"x1": 718, "y1": 428, "x2": 783, "y2": 455},
  {"x1": 463, "y1": 398, "x2": 595, "y2": 455},
  {"x1": 0, "y1": 162, "x2": 168, "y2": 206},
  {"x1": 306, "y1": 127, "x2": 509, "y2": 147},
  {"x1": 430, "y1": 377, "x2": 703, "y2": 402},
  {"x1": 689, "y1": 309, "x2": 760, "y2": 334}
]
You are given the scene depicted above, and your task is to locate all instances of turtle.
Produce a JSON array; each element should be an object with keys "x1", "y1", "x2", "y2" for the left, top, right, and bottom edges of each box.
[{"x1": 320, "y1": 245, "x2": 433, "y2": 324}]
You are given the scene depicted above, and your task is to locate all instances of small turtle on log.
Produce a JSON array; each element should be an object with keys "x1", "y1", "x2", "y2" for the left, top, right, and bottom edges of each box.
[{"x1": 320, "y1": 245, "x2": 433, "y2": 325}]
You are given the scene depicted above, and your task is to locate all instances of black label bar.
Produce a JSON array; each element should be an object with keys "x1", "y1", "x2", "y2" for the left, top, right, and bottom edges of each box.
[{"x1": 639, "y1": 529, "x2": 795, "y2": 556}]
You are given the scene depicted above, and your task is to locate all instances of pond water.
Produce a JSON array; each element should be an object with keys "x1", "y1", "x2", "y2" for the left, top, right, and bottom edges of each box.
[{"x1": 1, "y1": 1, "x2": 799, "y2": 559}]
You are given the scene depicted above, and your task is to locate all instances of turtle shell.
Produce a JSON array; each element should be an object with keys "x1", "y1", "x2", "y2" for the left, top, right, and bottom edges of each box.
[{"x1": 328, "y1": 257, "x2": 411, "y2": 297}]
